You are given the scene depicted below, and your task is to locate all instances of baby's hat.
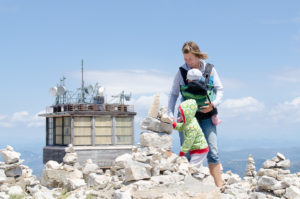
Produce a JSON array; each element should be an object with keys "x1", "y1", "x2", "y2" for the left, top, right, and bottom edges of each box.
[{"x1": 187, "y1": 68, "x2": 202, "y2": 81}]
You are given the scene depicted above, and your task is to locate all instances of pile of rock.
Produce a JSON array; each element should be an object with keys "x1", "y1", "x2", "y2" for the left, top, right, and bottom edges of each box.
[
  {"x1": 41, "y1": 144, "x2": 86, "y2": 191},
  {"x1": 257, "y1": 152, "x2": 300, "y2": 198},
  {"x1": 244, "y1": 154, "x2": 257, "y2": 179},
  {"x1": 0, "y1": 145, "x2": 39, "y2": 198}
]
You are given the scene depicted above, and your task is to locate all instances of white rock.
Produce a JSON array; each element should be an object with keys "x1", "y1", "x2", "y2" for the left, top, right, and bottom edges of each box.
[
  {"x1": 257, "y1": 168, "x2": 278, "y2": 178},
  {"x1": 140, "y1": 131, "x2": 172, "y2": 149},
  {"x1": 0, "y1": 149, "x2": 21, "y2": 164},
  {"x1": 276, "y1": 159, "x2": 290, "y2": 169},
  {"x1": 6, "y1": 146, "x2": 13, "y2": 152},
  {"x1": 63, "y1": 152, "x2": 77, "y2": 165},
  {"x1": 67, "y1": 178, "x2": 86, "y2": 190},
  {"x1": 262, "y1": 160, "x2": 276, "y2": 169},
  {"x1": 147, "y1": 94, "x2": 160, "y2": 118},
  {"x1": 257, "y1": 176, "x2": 288, "y2": 191},
  {"x1": 285, "y1": 186, "x2": 300, "y2": 199},
  {"x1": 140, "y1": 118, "x2": 173, "y2": 134},
  {"x1": 0, "y1": 192, "x2": 8, "y2": 199},
  {"x1": 0, "y1": 169, "x2": 7, "y2": 184},
  {"x1": 161, "y1": 113, "x2": 173, "y2": 124},
  {"x1": 5, "y1": 166, "x2": 22, "y2": 177},
  {"x1": 277, "y1": 153, "x2": 285, "y2": 160},
  {"x1": 8, "y1": 185, "x2": 23, "y2": 196},
  {"x1": 125, "y1": 162, "x2": 152, "y2": 182},
  {"x1": 114, "y1": 189, "x2": 132, "y2": 199},
  {"x1": 45, "y1": 160, "x2": 61, "y2": 170},
  {"x1": 226, "y1": 175, "x2": 241, "y2": 185},
  {"x1": 88, "y1": 173, "x2": 111, "y2": 188},
  {"x1": 249, "y1": 192, "x2": 267, "y2": 199},
  {"x1": 114, "y1": 153, "x2": 133, "y2": 169},
  {"x1": 83, "y1": 161, "x2": 98, "y2": 176},
  {"x1": 65, "y1": 144, "x2": 75, "y2": 153},
  {"x1": 273, "y1": 189, "x2": 286, "y2": 197}
]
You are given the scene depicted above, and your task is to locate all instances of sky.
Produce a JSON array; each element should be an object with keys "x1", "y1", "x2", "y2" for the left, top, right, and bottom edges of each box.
[{"x1": 0, "y1": 0, "x2": 300, "y2": 153}]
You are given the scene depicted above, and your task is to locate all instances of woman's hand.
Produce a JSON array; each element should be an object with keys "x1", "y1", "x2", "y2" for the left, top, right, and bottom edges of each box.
[{"x1": 200, "y1": 102, "x2": 214, "y2": 113}]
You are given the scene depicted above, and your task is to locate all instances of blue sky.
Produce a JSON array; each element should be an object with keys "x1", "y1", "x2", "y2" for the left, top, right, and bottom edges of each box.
[{"x1": 1, "y1": 1, "x2": 300, "y2": 153}]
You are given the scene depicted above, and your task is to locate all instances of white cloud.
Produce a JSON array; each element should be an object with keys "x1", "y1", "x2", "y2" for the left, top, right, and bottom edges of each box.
[
  {"x1": 0, "y1": 115, "x2": 7, "y2": 120},
  {"x1": 72, "y1": 69, "x2": 173, "y2": 96},
  {"x1": 269, "y1": 96, "x2": 300, "y2": 123},
  {"x1": 1, "y1": 110, "x2": 45, "y2": 128},
  {"x1": 220, "y1": 97, "x2": 265, "y2": 118}
]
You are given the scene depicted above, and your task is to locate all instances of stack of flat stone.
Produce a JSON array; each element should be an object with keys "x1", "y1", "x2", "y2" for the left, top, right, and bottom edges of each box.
[
  {"x1": 244, "y1": 154, "x2": 257, "y2": 179},
  {"x1": 140, "y1": 94, "x2": 173, "y2": 137},
  {"x1": 41, "y1": 144, "x2": 86, "y2": 191},
  {"x1": 256, "y1": 152, "x2": 300, "y2": 198},
  {"x1": 0, "y1": 145, "x2": 38, "y2": 198}
]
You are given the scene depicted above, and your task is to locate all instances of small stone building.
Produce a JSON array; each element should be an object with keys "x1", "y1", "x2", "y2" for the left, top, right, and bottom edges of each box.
[{"x1": 40, "y1": 103, "x2": 136, "y2": 167}]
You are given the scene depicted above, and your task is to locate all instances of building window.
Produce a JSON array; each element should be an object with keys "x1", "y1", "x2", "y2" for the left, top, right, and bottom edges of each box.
[
  {"x1": 73, "y1": 117, "x2": 92, "y2": 146},
  {"x1": 64, "y1": 117, "x2": 71, "y2": 145},
  {"x1": 95, "y1": 116, "x2": 112, "y2": 145},
  {"x1": 55, "y1": 117, "x2": 63, "y2": 145},
  {"x1": 47, "y1": 117, "x2": 54, "y2": 145},
  {"x1": 115, "y1": 117, "x2": 132, "y2": 145}
]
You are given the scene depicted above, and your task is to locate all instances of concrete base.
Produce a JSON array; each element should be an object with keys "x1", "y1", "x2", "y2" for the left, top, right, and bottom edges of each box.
[{"x1": 43, "y1": 145, "x2": 133, "y2": 167}]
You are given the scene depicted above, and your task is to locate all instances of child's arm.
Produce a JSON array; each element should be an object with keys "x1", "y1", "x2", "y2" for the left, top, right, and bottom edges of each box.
[
  {"x1": 172, "y1": 122, "x2": 184, "y2": 132},
  {"x1": 179, "y1": 128, "x2": 196, "y2": 156}
]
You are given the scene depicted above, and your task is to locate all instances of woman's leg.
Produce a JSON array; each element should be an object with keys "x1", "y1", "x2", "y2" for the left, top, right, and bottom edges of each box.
[{"x1": 199, "y1": 118, "x2": 223, "y2": 187}]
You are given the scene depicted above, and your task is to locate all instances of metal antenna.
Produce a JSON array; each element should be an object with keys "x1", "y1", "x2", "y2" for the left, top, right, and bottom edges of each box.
[{"x1": 81, "y1": 59, "x2": 85, "y2": 103}]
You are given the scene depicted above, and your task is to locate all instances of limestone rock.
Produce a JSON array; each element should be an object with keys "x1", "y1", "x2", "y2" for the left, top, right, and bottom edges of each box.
[
  {"x1": 147, "y1": 94, "x2": 160, "y2": 118},
  {"x1": 5, "y1": 166, "x2": 22, "y2": 177},
  {"x1": 67, "y1": 178, "x2": 86, "y2": 191},
  {"x1": 140, "y1": 117, "x2": 173, "y2": 134},
  {"x1": 0, "y1": 149, "x2": 21, "y2": 164},
  {"x1": 45, "y1": 160, "x2": 61, "y2": 170},
  {"x1": 257, "y1": 168, "x2": 278, "y2": 178},
  {"x1": 277, "y1": 152, "x2": 285, "y2": 160},
  {"x1": 125, "y1": 161, "x2": 152, "y2": 182},
  {"x1": 285, "y1": 186, "x2": 300, "y2": 199},
  {"x1": 140, "y1": 131, "x2": 172, "y2": 149},
  {"x1": 257, "y1": 176, "x2": 288, "y2": 191},
  {"x1": 276, "y1": 159, "x2": 290, "y2": 169},
  {"x1": 8, "y1": 185, "x2": 23, "y2": 196},
  {"x1": 262, "y1": 159, "x2": 276, "y2": 169},
  {"x1": 0, "y1": 169, "x2": 7, "y2": 184},
  {"x1": 114, "y1": 189, "x2": 132, "y2": 199},
  {"x1": 161, "y1": 113, "x2": 173, "y2": 124},
  {"x1": 113, "y1": 153, "x2": 133, "y2": 169},
  {"x1": 63, "y1": 152, "x2": 77, "y2": 165},
  {"x1": 83, "y1": 159, "x2": 98, "y2": 178},
  {"x1": 88, "y1": 173, "x2": 111, "y2": 188}
]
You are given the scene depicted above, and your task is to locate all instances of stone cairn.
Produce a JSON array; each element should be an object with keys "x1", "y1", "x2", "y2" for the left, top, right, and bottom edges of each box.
[
  {"x1": 0, "y1": 145, "x2": 38, "y2": 198},
  {"x1": 244, "y1": 154, "x2": 257, "y2": 178},
  {"x1": 256, "y1": 152, "x2": 300, "y2": 198}
]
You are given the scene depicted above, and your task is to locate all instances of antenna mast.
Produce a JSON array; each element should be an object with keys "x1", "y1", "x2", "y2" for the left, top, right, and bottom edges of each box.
[{"x1": 81, "y1": 59, "x2": 85, "y2": 103}]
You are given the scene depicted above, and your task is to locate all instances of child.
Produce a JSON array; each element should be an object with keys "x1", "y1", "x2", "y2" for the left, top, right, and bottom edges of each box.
[
  {"x1": 185, "y1": 68, "x2": 222, "y2": 126},
  {"x1": 173, "y1": 99, "x2": 209, "y2": 168}
]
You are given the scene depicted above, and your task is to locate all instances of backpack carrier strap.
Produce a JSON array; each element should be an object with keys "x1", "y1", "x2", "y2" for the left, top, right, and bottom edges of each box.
[
  {"x1": 203, "y1": 63, "x2": 214, "y2": 85},
  {"x1": 179, "y1": 67, "x2": 188, "y2": 85}
]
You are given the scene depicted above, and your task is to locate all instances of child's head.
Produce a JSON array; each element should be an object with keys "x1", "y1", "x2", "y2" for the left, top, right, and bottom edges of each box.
[{"x1": 187, "y1": 68, "x2": 202, "y2": 83}]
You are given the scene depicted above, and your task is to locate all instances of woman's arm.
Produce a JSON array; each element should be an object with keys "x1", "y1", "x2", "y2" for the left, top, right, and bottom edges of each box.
[
  {"x1": 167, "y1": 70, "x2": 181, "y2": 118},
  {"x1": 211, "y1": 67, "x2": 224, "y2": 108}
]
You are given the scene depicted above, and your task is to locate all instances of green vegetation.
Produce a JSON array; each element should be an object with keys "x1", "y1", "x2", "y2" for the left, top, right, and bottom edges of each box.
[
  {"x1": 9, "y1": 194, "x2": 24, "y2": 199},
  {"x1": 57, "y1": 188, "x2": 71, "y2": 199}
]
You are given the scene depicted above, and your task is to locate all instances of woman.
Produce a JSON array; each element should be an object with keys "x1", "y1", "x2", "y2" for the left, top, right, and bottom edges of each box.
[{"x1": 167, "y1": 41, "x2": 224, "y2": 187}]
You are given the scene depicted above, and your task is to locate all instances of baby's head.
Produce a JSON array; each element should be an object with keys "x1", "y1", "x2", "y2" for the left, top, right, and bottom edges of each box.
[{"x1": 187, "y1": 68, "x2": 202, "y2": 83}]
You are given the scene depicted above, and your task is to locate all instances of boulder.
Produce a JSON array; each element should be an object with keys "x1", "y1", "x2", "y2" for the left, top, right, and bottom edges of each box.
[
  {"x1": 125, "y1": 161, "x2": 152, "y2": 182},
  {"x1": 0, "y1": 149, "x2": 20, "y2": 164},
  {"x1": 45, "y1": 160, "x2": 61, "y2": 170},
  {"x1": 140, "y1": 131, "x2": 172, "y2": 149},
  {"x1": 285, "y1": 186, "x2": 300, "y2": 199},
  {"x1": 140, "y1": 117, "x2": 173, "y2": 134},
  {"x1": 147, "y1": 94, "x2": 160, "y2": 118}
]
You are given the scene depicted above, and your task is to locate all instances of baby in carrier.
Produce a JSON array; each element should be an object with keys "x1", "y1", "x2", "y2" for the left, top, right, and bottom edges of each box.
[{"x1": 185, "y1": 68, "x2": 222, "y2": 126}]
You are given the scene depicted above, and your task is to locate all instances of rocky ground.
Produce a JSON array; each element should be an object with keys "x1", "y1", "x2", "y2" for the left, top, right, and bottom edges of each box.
[{"x1": 1, "y1": 95, "x2": 300, "y2": 199}]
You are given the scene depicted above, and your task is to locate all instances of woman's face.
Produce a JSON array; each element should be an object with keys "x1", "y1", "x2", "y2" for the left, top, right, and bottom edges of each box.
[{"x1": 183, "y1": 53, "x2": 199, "y2": 69}]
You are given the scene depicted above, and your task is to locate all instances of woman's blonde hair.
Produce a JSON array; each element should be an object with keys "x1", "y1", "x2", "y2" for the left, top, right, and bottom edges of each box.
[{"x1": 182, "y1": 41, "x2": 208, "y2": 60}]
